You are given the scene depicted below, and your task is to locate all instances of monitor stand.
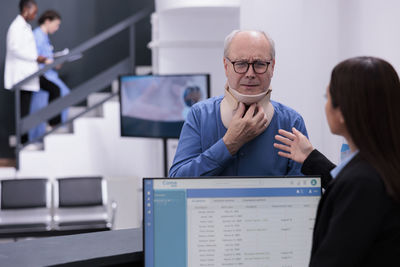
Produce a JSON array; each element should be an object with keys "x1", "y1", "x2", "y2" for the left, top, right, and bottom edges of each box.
[{"x1": 163, "y1": 138, "x2": 168, "y2": 177}]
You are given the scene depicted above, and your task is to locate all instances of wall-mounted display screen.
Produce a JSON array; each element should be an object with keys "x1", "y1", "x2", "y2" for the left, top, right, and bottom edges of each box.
[{"x1": 119, "y1": 74, "x2": 210, "y2": 138}]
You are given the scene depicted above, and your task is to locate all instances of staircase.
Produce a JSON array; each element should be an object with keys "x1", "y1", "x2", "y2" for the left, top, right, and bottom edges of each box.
[
  {"x1": 2, "y1": 92, "x2": 164, "y2": 180},
  {"x1": 0, "y1": 91, "x2": 168, "y2": 229},
  {"x1": 0, "y1": 6, "x2": 156, "y2": 229}
]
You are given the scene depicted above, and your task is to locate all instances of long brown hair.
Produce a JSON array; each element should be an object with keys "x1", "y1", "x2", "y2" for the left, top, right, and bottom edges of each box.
[{"x1": 330, "y1": 56, "x2": 400, "y2": 201}]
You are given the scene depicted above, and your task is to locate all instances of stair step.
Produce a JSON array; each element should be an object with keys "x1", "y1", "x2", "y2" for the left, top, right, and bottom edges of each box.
[
  {"x1": 0, "y1": 166, "x2": 16, "y2": 177},
  {"x1": 87, "y1": 92, "x2": 118, "y2": 107},
  {"x1": 7, "y1": 94, "x2": 115, "y2": 150},
  {"x1": 22, "y1": 142, "x2": 45, "y2": 152},
  {"x1": 68, "y1": 106, "x2": 101, "y2": 119},
  {"x1": 47, "y1": 124, "x2": 73, "y2": 135},
  {"x1": 0, "y1": 158, "x2": 16, "y2": 168},
  {"x1": 69, "y1": 92, "x2": 117, "y2": 118}
]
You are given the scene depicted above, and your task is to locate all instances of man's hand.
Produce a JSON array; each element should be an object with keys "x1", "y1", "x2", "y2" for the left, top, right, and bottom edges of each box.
[
  {"x1": 37, "y1": 56, "x2": 47, "y2": 63},
  {"x1": 223, "y1": 102, "x2": 268, "y2": 155},
  {"x1": 274, "y1": 127, "x2": 313, "y2": 164}
]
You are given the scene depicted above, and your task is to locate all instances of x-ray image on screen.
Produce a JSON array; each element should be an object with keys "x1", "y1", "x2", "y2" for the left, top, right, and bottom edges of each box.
[{"x1": 119, "y1": 74, "x2": 210, "y2": 138}]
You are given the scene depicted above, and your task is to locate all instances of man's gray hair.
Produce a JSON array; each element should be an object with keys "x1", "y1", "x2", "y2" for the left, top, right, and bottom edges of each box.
[{"x1": 223, "y1": 30, "x2": 276, "y2": 60}]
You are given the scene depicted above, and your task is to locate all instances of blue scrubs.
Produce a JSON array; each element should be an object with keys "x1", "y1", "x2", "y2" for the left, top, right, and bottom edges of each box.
[
  {"x1": 33, "y1": 27, "x2": 70, "y2": 123},
  {"x1": 28, "y1": 90, "x2": 48, "y2": 142}
]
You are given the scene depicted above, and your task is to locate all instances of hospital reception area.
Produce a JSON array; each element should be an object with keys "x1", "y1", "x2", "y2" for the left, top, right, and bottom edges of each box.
[{"x1": 0, "y1": 0, "x2": 400, "y2": 266}]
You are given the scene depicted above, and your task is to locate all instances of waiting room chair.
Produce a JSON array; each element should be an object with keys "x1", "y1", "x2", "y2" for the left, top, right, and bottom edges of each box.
[
  {"x1": 0, "y1": 178, "x2": 52, "y2": 237},
  {"x1": 53, "y1": 177, "x2": 116, "y2": 232}
]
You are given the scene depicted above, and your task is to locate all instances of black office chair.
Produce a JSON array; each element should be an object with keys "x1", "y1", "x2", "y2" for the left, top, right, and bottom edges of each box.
[
  {"x1": 0, "y1": 178, "x2": 52, "y2": 237},
  {"x1": 53, "y1": 177, "x2": 116, "y2": 233}
]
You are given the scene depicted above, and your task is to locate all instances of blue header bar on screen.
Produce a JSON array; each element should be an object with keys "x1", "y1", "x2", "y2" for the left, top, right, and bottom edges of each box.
[{"x1": 186, "y1": 187, "x2": 320, "y2": 198}]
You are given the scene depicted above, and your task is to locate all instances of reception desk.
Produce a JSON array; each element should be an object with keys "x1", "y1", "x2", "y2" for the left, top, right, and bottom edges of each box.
[{"x1": 0, "y1": 228, "x2": 143, "y2": 266}]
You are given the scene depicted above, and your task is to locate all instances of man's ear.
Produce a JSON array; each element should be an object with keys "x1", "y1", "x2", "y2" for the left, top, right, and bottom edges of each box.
[
  {"x1": 270, "y1": 59, "x2": 276, "y2": 76},
  {"x1": 223, "y1": 57, "x2": 229, "y2": 76},
  {"x1": 22, "y1": 7, "x2": 28, "y2": 17}
]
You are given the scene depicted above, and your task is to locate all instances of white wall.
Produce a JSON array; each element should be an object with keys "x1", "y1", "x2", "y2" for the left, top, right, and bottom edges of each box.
[
  {"x1": 151, "y1": 0, "x2": 240, "y2": 97},
  {"x1": 241, "y1": 0, "x2": 400, "y2": 163},
  {"x1": 337, "y1": 0, "x2": 400, "y2": 71}
]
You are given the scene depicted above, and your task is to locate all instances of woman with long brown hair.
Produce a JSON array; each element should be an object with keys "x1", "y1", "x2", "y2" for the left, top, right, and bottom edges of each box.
[{"x1": 274, "y1": 56, "x2": 400, "y2": 266}]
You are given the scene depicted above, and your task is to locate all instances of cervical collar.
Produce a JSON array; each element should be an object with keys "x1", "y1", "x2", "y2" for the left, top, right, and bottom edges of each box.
[
  {"x1": 220, "y1": 84, "x2": 275, "y2": 129},
  {"x1": 229, "y1": 87, "x2": 269, "y2": 105}
]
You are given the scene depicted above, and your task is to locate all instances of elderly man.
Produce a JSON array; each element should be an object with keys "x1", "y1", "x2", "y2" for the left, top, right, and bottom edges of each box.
[{"x1": 169, "y1": 30, "x2": 308, "y2": 177}]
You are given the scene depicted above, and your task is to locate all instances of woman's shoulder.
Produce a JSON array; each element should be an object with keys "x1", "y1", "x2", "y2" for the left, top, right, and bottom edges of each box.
[
  {"x1": 33, "y1": 27, "x2": 45, "y2": 40},
  {"x1": 335, "y1": 155, "x2": 387, "y2": 195},
  {"x1": 341, "y1": 155, "x2": 381, "y2": 181}
]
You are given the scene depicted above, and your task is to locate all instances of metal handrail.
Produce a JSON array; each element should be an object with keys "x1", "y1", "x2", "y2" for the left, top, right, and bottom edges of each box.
[
  {"x1": 21, "y1": 58, "x2": 131, "y2": 136},
  {"x1": 13, "y1": 6, "x2": 153, "y2": 169}
]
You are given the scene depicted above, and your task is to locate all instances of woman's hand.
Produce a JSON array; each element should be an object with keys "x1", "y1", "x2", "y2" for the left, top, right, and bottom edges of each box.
[
  {"x1": 44, "y1": 58, "x2": 54, "y2": 65},
  {"x1": 274, "y1": 127, "x2": 314, "y2": 164}
]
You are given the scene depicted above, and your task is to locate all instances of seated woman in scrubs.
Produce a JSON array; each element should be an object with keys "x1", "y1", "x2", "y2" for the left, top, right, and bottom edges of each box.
[
  {"x1": 33, "y1": 10, "x2": 69, "y2": 126},
  {"x1": 274, "y1": 56, "x2": 400, "y2": 266}
]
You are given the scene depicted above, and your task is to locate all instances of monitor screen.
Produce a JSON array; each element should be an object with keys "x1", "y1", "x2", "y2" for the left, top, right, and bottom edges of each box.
[
  {"x1": 143, "y1": 176, "x2": 321, "y2": 267},
  {"x1": 119, "y1": 74, "x2": 210, "y2": 138}
]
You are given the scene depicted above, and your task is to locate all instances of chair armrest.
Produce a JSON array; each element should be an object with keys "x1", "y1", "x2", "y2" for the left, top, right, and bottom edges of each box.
[{"x1": 108, "y1": 200, "x2": 117, "y2": 229}]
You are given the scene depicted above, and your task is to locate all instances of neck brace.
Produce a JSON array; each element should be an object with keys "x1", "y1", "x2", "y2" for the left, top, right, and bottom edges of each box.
[
  {"x1": 229, "y1": 87, "x2": 269, "y2": 105},
  {"x1": 220, "y1": 86, "x2": 275, "y2": 129}
]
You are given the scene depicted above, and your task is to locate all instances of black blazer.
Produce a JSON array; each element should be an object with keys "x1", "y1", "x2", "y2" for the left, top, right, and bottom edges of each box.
[{"x1": 302, "y1": 150, "x2": 400, "y2": 267}]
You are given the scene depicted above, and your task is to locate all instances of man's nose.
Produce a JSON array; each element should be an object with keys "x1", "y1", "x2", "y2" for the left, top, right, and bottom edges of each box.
[{"x1": 245, "y1": 64, "x2": 256, "y2": 77}]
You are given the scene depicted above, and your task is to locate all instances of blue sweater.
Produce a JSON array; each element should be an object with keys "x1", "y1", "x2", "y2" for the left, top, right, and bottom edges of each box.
[{"x1": 169, "y1": 96, "x2": 308, "y2": 177}]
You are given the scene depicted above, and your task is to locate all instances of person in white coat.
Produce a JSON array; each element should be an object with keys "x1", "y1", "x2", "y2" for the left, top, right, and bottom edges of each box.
[{"x1": 4, "y1": 0, "x2": 60, "y2": 144}]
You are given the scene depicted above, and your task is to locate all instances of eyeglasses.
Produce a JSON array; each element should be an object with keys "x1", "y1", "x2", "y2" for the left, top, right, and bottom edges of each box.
[{"x1": 226, "y1": 57, "x2": 272, "y2": 74}]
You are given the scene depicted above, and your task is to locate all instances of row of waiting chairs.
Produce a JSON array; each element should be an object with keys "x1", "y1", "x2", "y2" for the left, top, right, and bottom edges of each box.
[{"x1": 0, "y1": 177, "x2": 116, "y2": 238}]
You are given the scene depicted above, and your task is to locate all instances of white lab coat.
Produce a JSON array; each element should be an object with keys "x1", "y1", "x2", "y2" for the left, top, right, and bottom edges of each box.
[{"x1": 4, "y1": 15, "x2": 40, "y2": 91}]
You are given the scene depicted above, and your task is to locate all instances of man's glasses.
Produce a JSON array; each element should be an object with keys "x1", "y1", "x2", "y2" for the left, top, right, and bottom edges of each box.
[{"x1": 226, "y1": 58, "x2": 272, "y2": 74}]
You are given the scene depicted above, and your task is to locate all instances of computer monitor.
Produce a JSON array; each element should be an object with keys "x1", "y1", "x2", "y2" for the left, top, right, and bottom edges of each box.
[
  {"x1": 143, "y1": 176, "x2": 321, "y2": 267},
  {"x1": 119, "y1": 74, "x2": 210, "y2": 138}
]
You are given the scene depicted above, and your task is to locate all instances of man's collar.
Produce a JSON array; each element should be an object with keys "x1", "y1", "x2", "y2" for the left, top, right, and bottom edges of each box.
[{"x1": 17, "y1": 14, "x2": 32, "y2": 28}]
